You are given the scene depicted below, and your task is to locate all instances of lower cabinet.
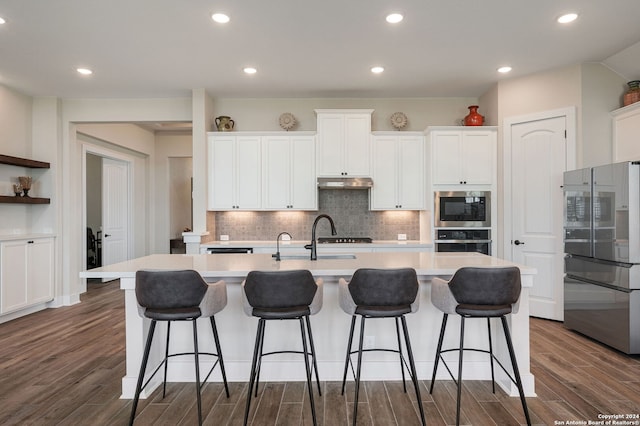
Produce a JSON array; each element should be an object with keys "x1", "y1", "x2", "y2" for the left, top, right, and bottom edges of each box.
[{"x1": 0, "y1": 237, "x2": 54, "y2": 314}]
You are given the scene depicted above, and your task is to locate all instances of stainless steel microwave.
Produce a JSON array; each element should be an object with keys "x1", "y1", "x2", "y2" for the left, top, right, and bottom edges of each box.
[{"x1": 434, "y1": 191, "x2": 491, "y2": 227}]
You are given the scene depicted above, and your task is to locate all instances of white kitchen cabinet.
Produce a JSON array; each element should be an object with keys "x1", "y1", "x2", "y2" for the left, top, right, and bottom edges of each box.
[
  {"x1": 428, "y1": 127, "x2": 497, "y2": 186},
  {"x1": 370, "y1": 132, "x2": 426, "y2": 210},
  {"x1": 208, "y1": 134, "x2": 262, "y2": 210},
  {"x1": 612, "y1": 102, "x2": 640, "y2": 162},
  {"x1": 1, "y1": 237, "x2": 54, "y2": 314},
  {"x1": 263, "y1": 134, "x2": 317, "y2": 210},
  {"x1": 315, "y1": 109, "x2": 373, "y2": 177}
]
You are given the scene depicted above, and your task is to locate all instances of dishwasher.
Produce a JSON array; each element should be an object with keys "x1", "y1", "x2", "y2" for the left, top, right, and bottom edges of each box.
[{"x1": 206, "y1": 247, "x2": 253, "y2": 254}]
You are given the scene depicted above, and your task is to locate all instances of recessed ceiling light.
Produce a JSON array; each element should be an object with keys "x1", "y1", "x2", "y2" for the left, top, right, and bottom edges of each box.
[
  {"x1": 243, "y1": 67, "x2": 257, "y2": 74},
  {"x1": 77, "y1": 68, "x2": 93, "y2": 75},
  {"x1": 497, "y1": 66, "x2": 512, "y2": 73},
  {"x1": 0, "y1": 17, "x2": 6, "y2": 25},
  {"x1": 557, "y1": 13, "x2": 578, "y2": 24},
  {"x1": 371, "y1": 66, "x2": 384, "y2": 74},
  {"x1": 211, "y1": 13, "x2": 230, "y2": 24},
  {"x1": 386, "y1": 13, "x2": 403, "y2": 24}
]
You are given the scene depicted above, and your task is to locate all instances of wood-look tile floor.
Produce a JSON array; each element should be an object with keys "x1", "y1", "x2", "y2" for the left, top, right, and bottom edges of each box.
[{"x1": 1, "y1": 280, "x2": 639, "y2": 425}]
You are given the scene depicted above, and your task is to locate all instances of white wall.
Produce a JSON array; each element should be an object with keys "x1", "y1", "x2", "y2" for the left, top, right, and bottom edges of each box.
[
  {"x1": 581, "y1": 62, "x2": 626, "y2": 167},
  {"x1": 0, "y1": 85, "x2": 34, "y2": 234},
  {"x1": 155, "y1": 133, "x2": 192, "y2": 254},
  {"x1": 210, "y1": 97, "x2": 479, "y2": 132}
]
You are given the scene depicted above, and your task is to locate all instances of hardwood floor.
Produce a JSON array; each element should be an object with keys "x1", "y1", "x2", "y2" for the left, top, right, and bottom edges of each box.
[{"x1": 1, "y1": 280, "x2": 639, "y2": 425}]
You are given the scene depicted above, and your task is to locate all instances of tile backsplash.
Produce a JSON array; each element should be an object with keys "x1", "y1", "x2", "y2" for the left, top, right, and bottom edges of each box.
[{"x1": 208, "y1": 190, "x2": 420, "y2": 241}]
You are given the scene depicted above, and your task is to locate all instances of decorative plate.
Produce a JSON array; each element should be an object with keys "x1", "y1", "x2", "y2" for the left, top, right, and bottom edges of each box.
[
  {"x1": 279, "y1": 112, "x2": 297, "y2": 131},
  {"x1": 390, "y1": 112, "x2": 408, "y2": 130}
]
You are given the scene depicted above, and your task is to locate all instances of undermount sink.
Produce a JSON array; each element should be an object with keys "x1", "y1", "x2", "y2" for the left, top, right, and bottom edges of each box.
[{"x1": 279, "y1": 254, "x2": 357, "y2": 260}]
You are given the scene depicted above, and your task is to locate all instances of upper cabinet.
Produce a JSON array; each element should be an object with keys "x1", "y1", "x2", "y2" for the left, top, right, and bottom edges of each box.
[
  {"x1": 370, "y1": 132, "x2": 426, "y2": 210},
  {"x1": 612, "y1": 102, "x2": 640, "y2": 162},
  {"x1": 208, "y1": 134, "x2": 262, "y2": 210},
  {"x1": 207, "y1": 132, "x2": 317, "y2": 211},
  {"x1": 315, "y1": 109, "x2": 373, "y2": 177},
  {"x1": 428, "y1": 127, "x2": 497, "y2": 186},
  {"x1": 262, "y1": 134, "x2": 317, "y2": 210}
]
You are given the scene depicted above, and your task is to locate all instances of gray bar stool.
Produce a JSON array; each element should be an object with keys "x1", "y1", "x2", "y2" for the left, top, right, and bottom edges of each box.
[
  {"x1": 429, "y1": 266, "x2": 531, "y2": 426},
  {"x1": 241, "y1": 270, "x2": 323, "y2": 426},
  {"x1": 339, "y1": 268, "x2": 426, "y2": 426},
  {"x1": 129, "y1": 270, "x2": 229, "y2": 426}
]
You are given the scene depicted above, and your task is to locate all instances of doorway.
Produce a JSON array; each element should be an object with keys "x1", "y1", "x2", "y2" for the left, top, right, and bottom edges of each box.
[
  {"x1": 83, "y1": 146, "x2": 132, "y2": 286},
  {"x1": 503, "y1": 108, "x2": 576, "y2": 321}
]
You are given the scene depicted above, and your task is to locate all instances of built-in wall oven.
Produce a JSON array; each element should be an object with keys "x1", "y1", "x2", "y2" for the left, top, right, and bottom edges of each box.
[
  {"x1": 434, "y1": 191, "x2": 491, "y2": 228},
  {"x1": 435, "y1": 229, "x2": 491, "y2": 255}
]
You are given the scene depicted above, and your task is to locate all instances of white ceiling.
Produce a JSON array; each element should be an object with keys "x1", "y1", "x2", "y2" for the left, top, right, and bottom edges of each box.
[{"x1": 1, "y1": 0, "x2": 640, "y2": 99}]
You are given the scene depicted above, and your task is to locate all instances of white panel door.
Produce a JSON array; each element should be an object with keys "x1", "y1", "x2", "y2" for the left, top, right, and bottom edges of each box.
[
  {"x1": 511, "y1": 116, "x2": 567, "y2": 320},
  {"x1": 102, "y1": 158, "x2": 130, "y2": 266}
]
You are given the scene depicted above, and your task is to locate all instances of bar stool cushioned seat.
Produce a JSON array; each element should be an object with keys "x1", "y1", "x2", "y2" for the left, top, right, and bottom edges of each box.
[
  {"x1": 429, "y1": 266, "x2": 531, "y2": 426},
  {"x1": 339, "y1": 268, "x2": 426, "y2": 426},
  {"x1": 241, "y1": 270, "x2": 323, "y2": 426},
  {"x1": 129, "y1": 270, "x2": 229, "y2": 426}
]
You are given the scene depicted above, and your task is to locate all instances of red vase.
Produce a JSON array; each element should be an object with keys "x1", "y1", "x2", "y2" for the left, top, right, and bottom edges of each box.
[{"x1": 464, "y1": 105, "x2": 484, "y2": 126}]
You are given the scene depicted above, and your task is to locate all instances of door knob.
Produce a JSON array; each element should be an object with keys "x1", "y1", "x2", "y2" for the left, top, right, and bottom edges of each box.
[
  {"x1": 514, "y1": 239, "x2": 524, "y2": 245},
  {"x1": 105, "y1": 234, "x2": 111, "y2": 238}
]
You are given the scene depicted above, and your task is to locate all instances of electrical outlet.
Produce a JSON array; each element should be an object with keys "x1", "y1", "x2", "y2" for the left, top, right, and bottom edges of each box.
[
  {"x1": 281, "y1": 234, "x2": 291, "y2": 241},
  {"x1": 364, "y1": 336, "x2": 375, "y2": 349},
  {"x1": 220, "y1": 235, "x2": 229, "y2": 241},
  {"x1": 398, "y1": 233, "x2": 407, "y2": 240}
]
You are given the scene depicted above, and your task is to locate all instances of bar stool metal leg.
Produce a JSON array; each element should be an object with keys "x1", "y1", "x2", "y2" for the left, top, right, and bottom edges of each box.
[
  {"x1": 192, "y1": 319, "x2": 203, "y2": 425},
  {"x1": 129, "y1": 320, "x2": 157, "y2": 426},
  {"x1": 299, "y1": 317, "x2": 318, "y2": 426},
  {"x1": 400, "y1": 316, "x2": 426, "y2": 426},
  {"x1": 487, "y1": 318, "x2": 496, "y2": 393},
  {"x1": 501, "y1": 317, "x2": 532, "y2": 426},
  {"x1": 305, "y1": 315, "x2": 322, "y2": 396},
  {"x1": 163, "y1": 322, "x2": 171, "y2": 398},
  {"x1": 395, "y1": 317, "x2": 407, "y2": 392},
  {"x1": 210, "y1": 316, "x2": 230, "y2": 398},
  {"x1": 352, "y1": 315, "x2": 367, "y2": 426},
  {"x1": 429, "y1": 313, "x2": 448, "y2": 393},
  {"x1": 456, "y1": 316, "x2": 466, "y2": 426},
  {"x1": 244, "y1": 319, "x2": 265, "y2": 426},
  {"x1": 341, "y1": 315, "x2": 357, "y2": 395}
]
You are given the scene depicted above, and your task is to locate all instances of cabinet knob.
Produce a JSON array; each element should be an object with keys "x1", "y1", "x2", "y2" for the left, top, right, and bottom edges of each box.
[{"x1": 27, "y1": 240, "x2": 34, "y2": 244}]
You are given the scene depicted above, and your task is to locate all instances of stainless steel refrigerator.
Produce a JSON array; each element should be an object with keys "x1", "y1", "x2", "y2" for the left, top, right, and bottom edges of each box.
[{"x1": 564, "y1": 161, "x2": 640, "y2": 354}]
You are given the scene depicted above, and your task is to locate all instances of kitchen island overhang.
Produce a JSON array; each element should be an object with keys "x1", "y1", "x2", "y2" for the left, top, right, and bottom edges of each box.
[{"x1": 80, "y1": 252, "x2": 536, "y2": 399}]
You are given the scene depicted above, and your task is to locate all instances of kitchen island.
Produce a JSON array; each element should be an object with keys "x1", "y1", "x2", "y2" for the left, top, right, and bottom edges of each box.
[{"x1": 81, "y1": 252, "x2": 536, "y2": 399}]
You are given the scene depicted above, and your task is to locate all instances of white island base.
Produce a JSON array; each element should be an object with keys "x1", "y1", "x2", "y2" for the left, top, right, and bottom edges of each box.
[{"x1": 81, "y1": 252, "x2": 536, "y2": 400}]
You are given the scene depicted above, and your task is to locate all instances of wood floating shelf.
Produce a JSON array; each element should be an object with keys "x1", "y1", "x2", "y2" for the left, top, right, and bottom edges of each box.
[
  {"x1": 0, "y1": 195, "x2": 50, "y2": 204},
  {"x1": 0, "y1": 154, "x2": 50, "y2": 169}
]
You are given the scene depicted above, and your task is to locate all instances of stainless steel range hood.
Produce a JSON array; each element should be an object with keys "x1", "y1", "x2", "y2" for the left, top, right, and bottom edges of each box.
[{"x1": 317, "y1": 177, "x2": 373, "y2": 189}]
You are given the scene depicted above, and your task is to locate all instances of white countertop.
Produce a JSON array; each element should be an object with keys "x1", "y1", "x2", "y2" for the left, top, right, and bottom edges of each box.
[
  {"x1": 200, "y1": 239, "x2": 432, "y2": 249},
  {"x1": 81, "y1": 251, "x2": 534, "y2": 287}
]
